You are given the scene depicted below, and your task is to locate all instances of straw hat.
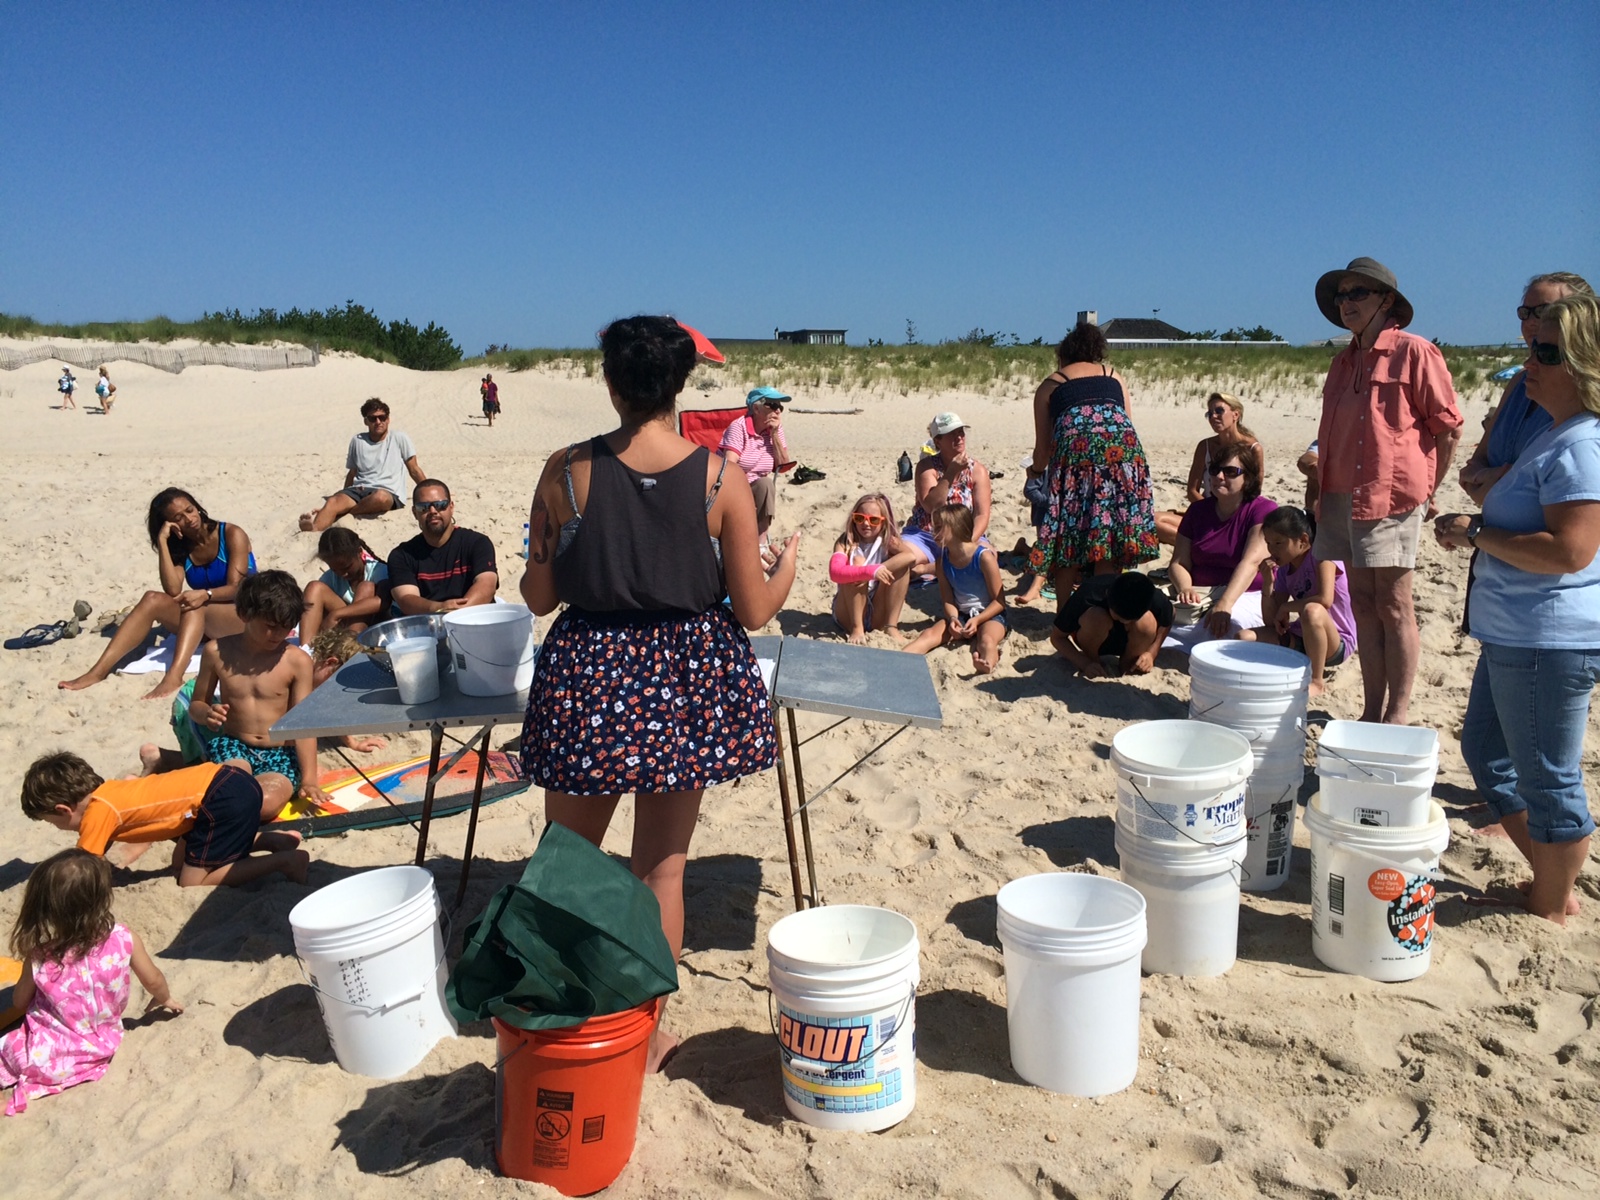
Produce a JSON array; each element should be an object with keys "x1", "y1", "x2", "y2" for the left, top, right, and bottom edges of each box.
[{"x1": 1315, "y1": 257, "x2": 1413, "y2": 329}]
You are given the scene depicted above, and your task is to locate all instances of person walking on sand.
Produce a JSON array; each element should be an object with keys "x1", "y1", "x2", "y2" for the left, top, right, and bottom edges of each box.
[
  {"x1": 299, "y1": 398, "x2": 426, "y2": 532},
  {"x1": 94, "y1": 367, "x2": 117, "y2": 415},
  {"x1": 1312, "y1": 257, "x2": 1462, "y2": 724},
  {"x1": 57, "y1": 367, "x2": 77, "y2": 410},
  {"x1": 482, "y1": 374, "x2": 501, "y2": 426}
]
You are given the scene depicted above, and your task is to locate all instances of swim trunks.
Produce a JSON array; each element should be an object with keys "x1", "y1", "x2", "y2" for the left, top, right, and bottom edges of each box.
[
  {"x1": 183, "y1": 766, "x2": 266, "y2": 868},
  {"x1": 208, "y1": 734, "x2": 301, "y2": 789}
]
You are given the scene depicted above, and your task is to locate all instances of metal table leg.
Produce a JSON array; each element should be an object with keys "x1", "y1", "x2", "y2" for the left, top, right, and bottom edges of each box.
[
  {"x1": 455, "y1": 725, "x2": 493, "y2": 908},
  {"x1": 414, "y1": 724, "x2": 445, "y2": 866},
  {"x1": 772, "y1": 705, "x2": 806, "y2": 910},
  {"x1": 787, "y1": 707, "x2": 820, "y2": 907}
]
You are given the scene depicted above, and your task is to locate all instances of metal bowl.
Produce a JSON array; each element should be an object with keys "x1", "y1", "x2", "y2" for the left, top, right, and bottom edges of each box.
[{"x1": 357, "y1": 614, "x2": 448, "y2": 677}]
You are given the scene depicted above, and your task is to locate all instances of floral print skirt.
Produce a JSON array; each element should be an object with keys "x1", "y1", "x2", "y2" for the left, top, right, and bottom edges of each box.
[
  {"x1": 1033, "y1": 404, "x2": 1158, "y2": 575},
  {"x1": 520, "y1": 604, "x2": 776, "y2": 797}
]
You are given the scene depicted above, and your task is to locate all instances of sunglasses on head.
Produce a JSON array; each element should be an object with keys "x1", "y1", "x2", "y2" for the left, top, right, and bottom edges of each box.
[
  {"x1": 1530, "y1": 339, "x2": 1565, "y2": 367},
  {"x1": 1517, "y1": 303, "x2": 1551, "y2": 321},
  {"x1": 413, "y1": 499, "x2": 450, "y2": 512},
  {"x1": 1209, "y1": 464, "x2": 1245, "y2": 479},
  {"x1": 852, "y1": 512, "x2": 886, "y2": 527},
  {"x1": 1334, "y1": 287, "x2": 1381, "y2": 304}
]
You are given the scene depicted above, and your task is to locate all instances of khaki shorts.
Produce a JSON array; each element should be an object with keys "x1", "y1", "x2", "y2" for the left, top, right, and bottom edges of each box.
[
  {"x1": 749, "y1": 472, "x2": 777, "y2": 528},
  {"x1": 1314, "y1": 493, "x2": 1423, "y2": 569}
]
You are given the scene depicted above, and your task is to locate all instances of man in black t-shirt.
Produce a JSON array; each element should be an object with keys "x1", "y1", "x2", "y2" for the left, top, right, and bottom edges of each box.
[
  {"x1": 387, "y1": 480, "x2": 499, "y2": 615},
  {"x1": 1051, "y1": 571, "x2": 1172, "y2": 677}
]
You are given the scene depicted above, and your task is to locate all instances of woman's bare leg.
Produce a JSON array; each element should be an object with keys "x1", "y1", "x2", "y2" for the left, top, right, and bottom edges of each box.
[
  {"x1": 833, "y1": 584, "x2": 870, "y2": 644},
  {"x1": 299, "y1": 580, "x2": 348, "y2": 645},
  {"x1": 60, "y1": 590, "x2": 180, "y2": 690},
  {"x1": 871, "y1": 571, "x2": 912, "y2": 640}
]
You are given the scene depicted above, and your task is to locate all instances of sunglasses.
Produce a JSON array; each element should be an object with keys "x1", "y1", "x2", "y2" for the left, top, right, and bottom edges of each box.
[
  {"x1": 1517, "y1": 303, "x2": 1551, "y2": 321},
  {"x1": 1333, "y1": 287, "x2": 1381, "y2": 305},
  {"x1": 413, "y1": 499, "x2": 450, "y2": 512},
  {"x1": 1206, "y1": 406, "x2": 1229, "y2": 417},
  {"x1": 1209, "y1": 465, "x2": 1245, "y2": 479},
  {"x1": 1529, "y1": 339, "x2": 1565, "y2": 367},
  {"x1": 852, "y1": 513, "x2": 886, "y2": 527},
  {"x1": 364, "y1": 414, "x2": 389, "y2": 424}
]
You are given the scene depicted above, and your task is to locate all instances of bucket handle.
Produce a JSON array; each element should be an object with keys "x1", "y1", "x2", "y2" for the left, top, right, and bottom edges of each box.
[
  {"x1": 1126, "y1": 777, "x2": 1249, "y2": 853},
  {"x1": 767, "y1": 986, "x2": 914, "y2": 1078},
  {"x1": 296, "y1": 909, "x2": 451, "y2": 1016},
  {"x1": 1315, "y1": 741, "x2": 1402, "y2": 783},
  {"x1": 450, "y1": 638, "x2": 537, "y2": 670}
]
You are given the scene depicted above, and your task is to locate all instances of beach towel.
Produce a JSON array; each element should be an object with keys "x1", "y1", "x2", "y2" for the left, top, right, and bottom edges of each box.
[
  {"x1": 114, "y1": 636, "x2": 202, "y2": 678},
  {"x1": 447, "y1": 822, "x2": 679, "y2": 1030}
]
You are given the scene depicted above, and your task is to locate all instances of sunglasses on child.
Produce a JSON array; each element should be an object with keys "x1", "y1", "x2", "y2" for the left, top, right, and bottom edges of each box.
[
  {"x1": 413, "y1": 499, "x2": 450, "y2": 512},
  {"x1": 852, "y1": 513, "x2": 886, "y2": 527},
  {"x1": 1529, "y1": 339, "x2": 1565, "y2": 367},
  {"x1": 1333, "y1": 287, "x2": 1381, "y2": 304},
  {"x1": 1208, "y1": 464, "x2": 1245, "y2": 478}
]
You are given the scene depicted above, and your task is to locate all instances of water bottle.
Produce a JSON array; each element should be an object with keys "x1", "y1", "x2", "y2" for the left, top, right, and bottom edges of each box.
[
  {"x1": 897, "y1": 450, "x2": 913, "y2": 482},
  {"x1": 521, "y1": 523, "x2": 530, "y2": 559}
]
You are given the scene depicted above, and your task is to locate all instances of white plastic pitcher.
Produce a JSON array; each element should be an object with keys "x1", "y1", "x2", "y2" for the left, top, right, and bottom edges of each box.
[
  {"x1": 996, "y1": 873, "x2": 1146, "y2": 1096},
  {"x1": 388, "y1": 635, "x2": 441, "y2": 705},
  {"x1": 1241, "y1": 762, "x2": 1304, "y2": 892},
  {"x1": 767, "y1": 906, "x2": 919, "y2": 1132},
  {"x1": 289, "y1": 866, "x2": 458, "y2": 1077},
  {"x1": 444, "y1": 606, "x2": 535, "y2": 696},
  {"x1": 1111, "y1": 721, "x2": 1252, "y2": 845},
  {"x1": 1304, "y1": 797, "x2": 1450, "y2": 982},
  {"x1": 1114, "y1": 817, "x2": 1246, "y2": 976}
]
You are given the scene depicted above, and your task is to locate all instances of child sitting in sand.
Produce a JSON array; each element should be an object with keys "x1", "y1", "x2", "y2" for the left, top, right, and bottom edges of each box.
[
  {"x1": 189, "y1": 570, "x2": 335, "y2": 815},
  {"x1": 1, "y1": 850, "x2": 180, "y2": 1115},
  {"x1": 299, "y1": 527, "x2": 390, "y2": 645},
  {"x1": 903, "y1": 503, "x2": 1009, "y2": 673},
  {"x1": 830, "y1": 493, "x2": 920, "y2": 643},
  {"x1": 140, "y1": 627, "x2": 385, "y2": 776},
  {"x1": 20, "y1": 752, "x2": 308, "y2": 886},
  {"x1": 1050, "y1": 571, "x2": 1173, "y2": 677},
  {"x1": 1245, "y1": 506, "x2": 1357, "y2": 697}
]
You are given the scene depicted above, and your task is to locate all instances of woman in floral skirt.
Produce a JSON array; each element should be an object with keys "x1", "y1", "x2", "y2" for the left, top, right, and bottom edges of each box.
[
  {"x1": 1026, "y1": 321, "x2": 1158, "y2": 599},
  {"x1": 519, "y1": 315, "x2": 799, "y2": 1069}
]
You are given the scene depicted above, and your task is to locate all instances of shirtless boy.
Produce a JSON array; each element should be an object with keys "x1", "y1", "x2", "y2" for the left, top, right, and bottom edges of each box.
[{"x1": 189, "y1": 570, "x2": 334, "y2": 817}]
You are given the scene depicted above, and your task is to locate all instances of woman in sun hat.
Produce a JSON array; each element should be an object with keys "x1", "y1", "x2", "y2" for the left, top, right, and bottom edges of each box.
[
  {"x1": 1312, "y1": 256, "x2": 1463, "y2": 724},
  {"x1": 719, "y1": 386, "x2": 795, "y2": 550},
  {"x1": 1028, "y1": 320, "x2": 1158, "y2": 603},
  {"x1": 899, "y1": 412, "x2": 992, "y2": 575}
]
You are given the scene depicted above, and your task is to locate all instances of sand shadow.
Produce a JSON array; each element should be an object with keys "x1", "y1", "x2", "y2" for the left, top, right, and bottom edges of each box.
[
  {"x1": 946, "y1": 894, "x2": 999, "y2": 949},
  {"x1": 662, "y1": 1024, "x2": 787, "y2": 1125},
  {"x1": 334, "y1": 1061, "x2": 498, "y2": 1175},
  {"x1": 223, "y1": 982, "x2": 336, "y2": 1064},
  {"x1": 682, "y1": 853, "x2": 762, "y2": 953},
  {"x1": 774, "y1": 610, "x2": 839, "y2": 639},
  {"x1": 1019, "y1": 815, "x2": 1117, "y2": 869},
  {"x1": 1234, "y1": 904, "x2": 1326, "y2": 972},
  {"x1": 915, "y1": 988, "x2": 1017, "y2": 1083},
  {"x1": 0, "y1": 858, "x2": 35, "y2": 892},
  {"x1": 976, "y1": 657, "x2": 1189, "y2": 723}
]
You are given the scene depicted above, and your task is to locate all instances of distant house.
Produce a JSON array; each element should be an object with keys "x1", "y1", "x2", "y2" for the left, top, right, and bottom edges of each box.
[
  {"x1": 777, "y1": 328, "x2": 847, "y2": 346},
  {"x1": 1099, "y1": 317, "x2": 1191, "y2": 342}
]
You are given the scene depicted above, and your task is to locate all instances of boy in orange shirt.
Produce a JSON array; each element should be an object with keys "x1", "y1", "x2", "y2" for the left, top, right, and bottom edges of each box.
[{"x1": 20, "y1": 752, "x2": 308, "y2": 886}]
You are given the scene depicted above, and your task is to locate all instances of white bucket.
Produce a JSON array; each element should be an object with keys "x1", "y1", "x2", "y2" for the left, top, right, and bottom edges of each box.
[
  {"x1": 388, "y1": 636, "x2": 441, "y2": 705},
  {"x1": 1111, "y1": 720, "x2": 1252, "y2": 845},
  {"x1": 289, "y1": 866, "x2": 458, "y2": 1077},
  {"x1": 1114, "y1": 819, "x2": 1246, "y2": 976},
  {"x1": 1316, "y1": 720, "x2": 1438, "y2": 827},
  {"x1": 444, "y1": 606, "x2": 535, "y2": 697},
  {"x1": 766, "y1": 905, "x2": 919, "y2": 1132},
  {"x1": 996, "y1": 873, "x2": 1146, "y2": 1096},
  {"x1": 1241, "y1": 763, "x2": 1304, "y2": 892},
  {"x1": 1190, "y1": 640, "x2": 1309, "y2": 775},
  {"x1": 1304, "y1": 797, "x2": 1450, "y2": 982}
]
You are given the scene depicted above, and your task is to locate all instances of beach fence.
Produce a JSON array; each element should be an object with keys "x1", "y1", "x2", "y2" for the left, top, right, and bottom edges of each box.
[{"x1": 0, "y1": 340, "x2": 317, "y2": 373}]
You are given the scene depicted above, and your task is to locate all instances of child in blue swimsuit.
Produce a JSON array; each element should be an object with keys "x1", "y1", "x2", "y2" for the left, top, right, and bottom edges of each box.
[{"x1": 903, "y1": 503, "x2": 1010, "y2": 674}]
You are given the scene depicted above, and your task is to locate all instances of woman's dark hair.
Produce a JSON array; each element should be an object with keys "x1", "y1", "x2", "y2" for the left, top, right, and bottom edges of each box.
[
  {"x1": 10, "y1": 849, "x2": 115, "y2": 966},
  {"x1": 1262, "y1": 506, "x2": 1315, "y2": 541},
  {"x1": 317, "y1": 526, "x2": 379, "y2": 565},
  {"x1": 236, "y1": 569, "x2": 305, "y2": 628},
  {"x1": 1057, "y1": 321, "x2": 1108, "y2": 366},
  {"x1": 146, "y1": 487, "x2": 216, "y2": 556},
  {"x1": 1209, "y1": 442, "x2": 1262, "y2": 500},
  {"x1": 599, "y1": 316, "x2": 696, "y2": 418}
]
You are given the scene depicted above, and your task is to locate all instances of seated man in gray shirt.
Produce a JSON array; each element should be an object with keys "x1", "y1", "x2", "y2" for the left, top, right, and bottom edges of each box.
[{"x1": 300, "y1": 397, "x2": 426, "y2": 532}]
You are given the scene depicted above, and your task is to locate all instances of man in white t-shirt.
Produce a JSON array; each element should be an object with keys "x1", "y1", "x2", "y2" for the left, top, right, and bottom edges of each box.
[{"x1": 299, "y1": 397, "x2": 427, "y2": 532}]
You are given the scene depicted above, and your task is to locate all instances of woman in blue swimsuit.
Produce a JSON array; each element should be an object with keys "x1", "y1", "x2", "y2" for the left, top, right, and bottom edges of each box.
[{"x1": 60, "y1": 488, "x2": 258, "y2": 701}]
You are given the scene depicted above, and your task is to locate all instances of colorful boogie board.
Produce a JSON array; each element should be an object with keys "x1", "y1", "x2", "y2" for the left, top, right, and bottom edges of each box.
[
  {"x1": 271, "y1": 751, "x2": 529, "y2": 836},
  {"x1": 1, "y1": 955, "x2": 23, "y2": 1032}
]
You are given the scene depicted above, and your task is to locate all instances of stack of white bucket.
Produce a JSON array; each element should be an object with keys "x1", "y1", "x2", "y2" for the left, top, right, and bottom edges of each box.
[
  {"x1": 1306, "y1": 721, "x2": 1449, "y2": 981},
  {"x1": 1188, "y1": 642, "x2": 1311, "y2": 891},
  {"x1": 1110, "y1": 720, "x2": 1252, "y2": 977}
]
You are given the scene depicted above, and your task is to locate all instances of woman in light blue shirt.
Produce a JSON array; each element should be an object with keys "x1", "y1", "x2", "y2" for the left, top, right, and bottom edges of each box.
[{"x1": 1436, "y1": 294, "x2": 1600, "y2": 925}]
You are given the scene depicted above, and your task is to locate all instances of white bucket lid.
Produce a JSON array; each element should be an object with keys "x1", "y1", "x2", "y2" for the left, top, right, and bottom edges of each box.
[
  {"x1": 1317, "y1": 720, "x2": 1438, "y2": 765},
  {"x1": 290, "y1": 865, "x2": 438, "y2": 952},
  {"x1": 1190, "y1": 640, "x2": 1310, "y2": 686},
  {"x1": 1112, "y1": 720, "x2": 1253, "y2": 780}
]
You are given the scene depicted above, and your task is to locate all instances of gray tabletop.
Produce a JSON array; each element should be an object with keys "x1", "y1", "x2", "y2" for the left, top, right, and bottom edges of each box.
[
  {"x1": 269, "y1": 654, "x2": 529, "y2": 740},
  {"x1": 764, "y1": 637, "x2": 942, "y2": 728}
]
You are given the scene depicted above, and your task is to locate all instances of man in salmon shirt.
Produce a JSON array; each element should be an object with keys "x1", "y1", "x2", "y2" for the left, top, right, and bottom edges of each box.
[{"x1": 1313, "y1": 258, "x2": 1463, "y2": 725}]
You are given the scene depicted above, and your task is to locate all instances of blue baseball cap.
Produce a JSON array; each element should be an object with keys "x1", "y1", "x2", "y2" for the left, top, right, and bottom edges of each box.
[{"x1": 747, "y1": 387, "x2": 791, "y2": 408}]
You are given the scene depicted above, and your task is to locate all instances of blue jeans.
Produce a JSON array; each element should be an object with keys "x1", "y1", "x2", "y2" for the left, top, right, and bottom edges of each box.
[{"x1": 1460, "y1": 643, "x2": 1600, "y2": 844}]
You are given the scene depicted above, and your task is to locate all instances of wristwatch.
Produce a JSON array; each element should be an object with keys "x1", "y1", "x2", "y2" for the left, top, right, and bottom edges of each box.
[{"x1": 1465, "y1": 515, "x2": 1483, "y2": 546}]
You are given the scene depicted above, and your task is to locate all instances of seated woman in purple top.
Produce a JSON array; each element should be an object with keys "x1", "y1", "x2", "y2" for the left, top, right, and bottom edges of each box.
[{"x1": 1167, "y1": 444, "x2": 1276, "y2": 641}]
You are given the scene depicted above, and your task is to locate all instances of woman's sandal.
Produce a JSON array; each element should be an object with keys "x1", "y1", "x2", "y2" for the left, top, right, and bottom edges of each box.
[{"x1": 5, "y1": 622, "x2": 68, "y2": 650}]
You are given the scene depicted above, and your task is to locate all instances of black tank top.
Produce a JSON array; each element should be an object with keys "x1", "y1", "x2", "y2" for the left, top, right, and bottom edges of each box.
[
  {"x1": 551, "y1": 437, "x2": 726, "y2": 618},
  {"x1": 1049, "y1": 369, "x2": 1125, "y2": 424}
]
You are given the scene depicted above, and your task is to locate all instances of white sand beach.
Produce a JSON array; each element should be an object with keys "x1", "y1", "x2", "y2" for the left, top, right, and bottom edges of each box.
[{"x1": 1, "y1": 349, "x2": 1596, "y2": 1198}]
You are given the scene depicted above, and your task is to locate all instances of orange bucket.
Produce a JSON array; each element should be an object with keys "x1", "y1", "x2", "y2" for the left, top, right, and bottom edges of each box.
[{"x1": 493, "y1": 998, "x2": 659, "y2": 1195}]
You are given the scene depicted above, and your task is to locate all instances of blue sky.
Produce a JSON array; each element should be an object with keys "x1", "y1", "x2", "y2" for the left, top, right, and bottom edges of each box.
[{"x1": 3, "y1": 2, "x2": 1596, "y2": 351}]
